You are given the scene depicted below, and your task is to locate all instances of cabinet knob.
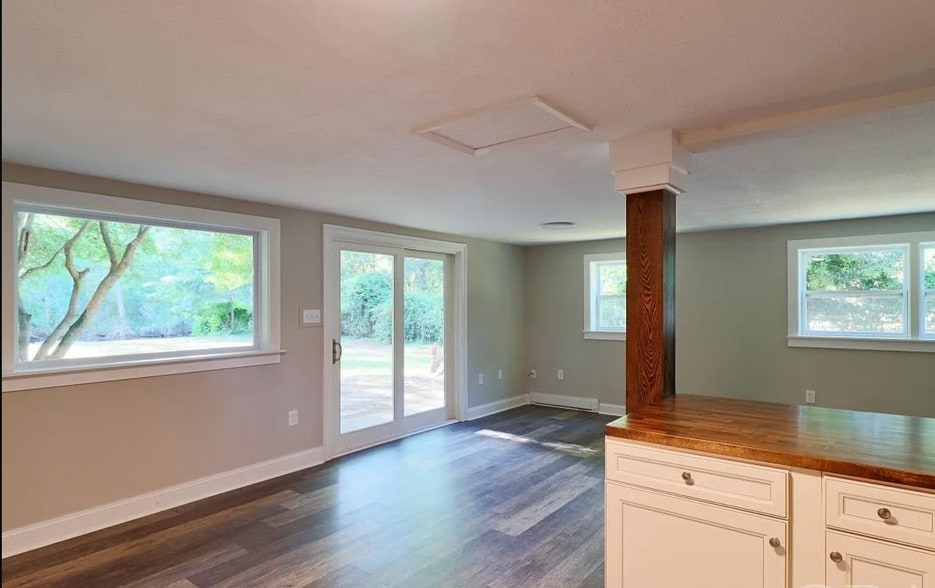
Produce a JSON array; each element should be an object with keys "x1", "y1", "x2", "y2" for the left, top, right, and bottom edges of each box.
[
  {"x1": 768, "y1": 537, "x2": 781, "y2": 548},
  {"x1": 681, "y1": 471, "x2": 693, "y2": 484},
  {"x1": 877, "y1": 507, "x2": 892, "y2": 520},
  {"x1": 829, "y1": 551, "x2": 843, "y2": 563}
]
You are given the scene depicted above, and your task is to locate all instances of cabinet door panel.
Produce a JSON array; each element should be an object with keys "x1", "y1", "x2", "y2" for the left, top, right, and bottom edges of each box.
[
  {"x1": 826, "y1": 530, "x2": 935, "y2": 588},
  {"x1": 606, "y1": 483, "x2": 787, "y2": 588}
]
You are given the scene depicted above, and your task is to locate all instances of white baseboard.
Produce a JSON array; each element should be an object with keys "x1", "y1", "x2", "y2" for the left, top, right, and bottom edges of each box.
[
  {"x1": 1, "y1": 447, "x2": 324, "y2": 559},
  {"x1": 529, "y1": 392, "x2": 599, "y2": 412},
  {"x1": 599, "y1": 402, "x2": 627, "y2": 416},
  {"x1": 467, "y1": 394, "x2": 530, "y2": 420}
]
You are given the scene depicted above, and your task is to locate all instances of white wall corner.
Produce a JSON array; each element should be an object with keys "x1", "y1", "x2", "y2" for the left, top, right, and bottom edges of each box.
[
  {"x1": 609, "y1": 129, "x2": 691, "y2": 195},
  {"x1": 467, "y1": 394, "x2": 530, "y2": 420},
  {"x1": 1, "y1": 447, "x2": 324, "y2": 559}
]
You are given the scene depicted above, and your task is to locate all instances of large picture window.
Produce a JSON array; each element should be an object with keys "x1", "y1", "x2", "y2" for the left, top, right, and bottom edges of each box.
[
  {"x1": 788, "y1": 232, "x2": 934, "y2": 352},
  {"x1": 3, "y1": 183, "x2": 282, "y2": 390},
  {"x1": 584, "y1": 252, "x2": 626, "y2": 341}
]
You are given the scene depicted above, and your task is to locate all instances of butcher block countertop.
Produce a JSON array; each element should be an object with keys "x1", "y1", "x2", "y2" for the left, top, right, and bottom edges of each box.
[{"x1": 605, "y1": 395, "x2": 935, "y2": 489}]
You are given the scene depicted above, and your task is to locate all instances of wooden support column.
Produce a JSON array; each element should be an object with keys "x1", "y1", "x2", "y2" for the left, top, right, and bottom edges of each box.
[
  {"x1": 625, "y1": 188, "x2": 676, "y2": 412},
  {"x1": 610, "y1": 129, "x2": 689, "y2": 414}
]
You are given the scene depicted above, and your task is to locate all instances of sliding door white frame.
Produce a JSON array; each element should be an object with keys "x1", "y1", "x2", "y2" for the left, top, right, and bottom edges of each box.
[{"x1": 322, "y1": 224, "x2": 468, "y2": 460}]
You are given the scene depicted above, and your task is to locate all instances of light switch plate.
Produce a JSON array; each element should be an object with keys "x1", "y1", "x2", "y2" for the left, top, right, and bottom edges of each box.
[{"x1": 300, "y1": 308, "x2": 321, "y2": 326}]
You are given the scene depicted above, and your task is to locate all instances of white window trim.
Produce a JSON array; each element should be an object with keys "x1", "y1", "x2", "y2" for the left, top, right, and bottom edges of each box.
[
  {"x1": 786, "y1": 231, "x2": 935, "y2": 353},
  {"x1": 2, "y1": 182, "x2": 284, "y2": 391},
  {"x1": 584, "y1": 252, "x2": 626, "y2": 341},
  {"x1": 923, "y1": 242, "x2": 935, "y2": 341}
]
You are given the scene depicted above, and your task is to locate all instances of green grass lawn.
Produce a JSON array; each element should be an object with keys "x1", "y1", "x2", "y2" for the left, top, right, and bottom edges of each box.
[
  {"x1": 338, "y1": 337, "x2": 446, "y2": 432},
  {"x1": 340, "y1": 338, "x2": 438, "y2": 373},
  {"x1": 27, "y1": 334, "x2": 254, "y2": 360}
]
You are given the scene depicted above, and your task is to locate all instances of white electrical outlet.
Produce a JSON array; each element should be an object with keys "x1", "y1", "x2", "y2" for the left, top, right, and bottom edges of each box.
[
  {"x1": 805, "y1": 389, "x2": 816, "y2": 404},
  {"x1": 528, "y1": 369, "x2": 537, "y2": 379},
  {"x1": 498, "y1": 369, "x2": 503, "y2": 380},
  {"x1": 288, "y1": 409, "x2": 299, "y2": 426},
  {"x1": 478, "y1": 373, "x2": 484, "y2": 385},
  {"x1": 557, "y1": 369, "x2": 564, "y2": 380}
]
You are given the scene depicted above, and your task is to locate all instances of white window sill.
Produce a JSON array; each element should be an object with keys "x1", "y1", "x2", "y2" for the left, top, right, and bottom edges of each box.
[
  {"x1": 1, "y1": 349, "x2": 286, "y2": 392},
  {"x1": 787, "y1": 336, "x2": 933, "y2": 353},
  {"x1": 584, "y1": 330, "x2": 627, "y2": 341}
]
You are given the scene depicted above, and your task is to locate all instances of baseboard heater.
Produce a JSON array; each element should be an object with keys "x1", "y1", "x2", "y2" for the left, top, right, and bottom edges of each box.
[{"x1": 529, "y1": 392, "x2": 600, "y2": 412}]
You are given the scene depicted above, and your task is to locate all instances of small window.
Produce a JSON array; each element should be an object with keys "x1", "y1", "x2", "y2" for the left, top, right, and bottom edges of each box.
[
  {"x1": 788, "y1": 232, "x2": 934, "y2": 352},
  {"x1": 3, "y1": 183, "x2": 282, "y2": 390},
  {"x1": 923, "y1": 243, "x2": 935, "y2": 339},
  {"x1": 584, "y1": 253, "x2": 626, "y2": 341}
]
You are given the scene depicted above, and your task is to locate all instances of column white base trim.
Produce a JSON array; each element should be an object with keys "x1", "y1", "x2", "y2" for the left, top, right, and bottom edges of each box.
[
  {"x1": 598, "y1": 402, "x2": 627, "y2": 416},
  {"x1": 1, "y1": 447, "x2": 324, "y2": 559},
  {"x1": 466, "y1": 394, "x2": 530, "y2": 420}
]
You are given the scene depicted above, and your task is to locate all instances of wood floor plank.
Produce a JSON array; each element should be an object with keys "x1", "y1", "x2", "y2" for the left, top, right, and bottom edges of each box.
[
  {"x1": 493, "y1": 459, "x2": 591, "y2": 516},
  {"x1": 463, "y1": 486, "x2": 605, "y2": 587},
  {"x1": 302, "y1": 564, "x2": 374, "y2": 588},
  {"x1": 0, "y1": 508, "x2": 183, "y2": 579},
  {"x1": 2, "y1": 491, "x2": 297, "y2": 587},
  {"x1": 121, "y1": 544, "x2": 248, "y2": 588},
  {"x1": 204, "y1": 500, "x2": 391, "y2": 587},
  {"x1": 491, "y1": 467, "x2": 601, "y2": 536},
  {"x1": 2, "y1": 406, "x2": 614, "y2": 588},
  {"x1": 188, "y1": 502, "x2": 387, "y2": 586},
  {"x1": 532, "y1": 528, "x2": 605, "y2": 588}
]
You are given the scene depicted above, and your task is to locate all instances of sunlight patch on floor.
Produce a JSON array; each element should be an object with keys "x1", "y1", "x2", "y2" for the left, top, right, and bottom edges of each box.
[{"x1": 475, "y1": 429, "x2": 598, "y2": 457}]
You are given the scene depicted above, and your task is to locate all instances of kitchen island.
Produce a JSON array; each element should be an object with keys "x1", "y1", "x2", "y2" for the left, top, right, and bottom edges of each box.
[{"x1": 604, "y1": 395, "x2": 935, "y2": 587}]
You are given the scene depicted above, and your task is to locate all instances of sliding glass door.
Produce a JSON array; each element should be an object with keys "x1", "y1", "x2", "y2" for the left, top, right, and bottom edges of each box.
[{"x1": 330, "y1": 244, "x2": 451, "y2": 455}]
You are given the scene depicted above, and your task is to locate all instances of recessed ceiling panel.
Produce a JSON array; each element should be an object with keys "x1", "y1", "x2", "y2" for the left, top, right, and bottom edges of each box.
[{"x1": 413, "y1": 96, "x2": 591, "y2": 155}]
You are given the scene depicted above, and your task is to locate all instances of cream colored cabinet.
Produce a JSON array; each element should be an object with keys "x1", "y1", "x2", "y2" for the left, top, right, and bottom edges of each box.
[
  {"x1": 825, "y1": 530, "x2": 935, "y2": 588},
  {"x1": 824, "y1": 477, "x2": 935, "y2": 588},
  {"x1": 605, "y1": 438, "x2": 935, "y2": 588},
  {"x1": 606, "y1": 483, "x2": 787, "y2": 588}
]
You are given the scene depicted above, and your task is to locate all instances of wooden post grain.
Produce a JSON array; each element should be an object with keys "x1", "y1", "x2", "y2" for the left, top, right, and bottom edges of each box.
[{"x1": 625, "y1": 188, "x2": 676, "y2": 413}]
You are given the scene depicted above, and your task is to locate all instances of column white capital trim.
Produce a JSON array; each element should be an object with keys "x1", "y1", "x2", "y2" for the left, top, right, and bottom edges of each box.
[{"x1": 610, "y1": 130, "x2": 691, "y2": 195}]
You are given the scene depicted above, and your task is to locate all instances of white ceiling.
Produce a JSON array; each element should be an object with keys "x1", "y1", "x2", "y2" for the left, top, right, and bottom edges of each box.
[{"x1": 2, "y1": 0, "x2": 935, "y2": 244}]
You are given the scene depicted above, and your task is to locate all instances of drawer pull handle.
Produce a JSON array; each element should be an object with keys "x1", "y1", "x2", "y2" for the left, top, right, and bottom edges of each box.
[
  {"x1": 681, "y1": 471, "x2": 694, "y2": 485},
  {"x1": 877, "y1": 507, "x2": 892, "y2": 520},
  {"x1": 829, "y1": 551, "x2": 843, "y2": 563},
  {"x1": 768, "y1": 537, "x2": 781, "y2": 548}
]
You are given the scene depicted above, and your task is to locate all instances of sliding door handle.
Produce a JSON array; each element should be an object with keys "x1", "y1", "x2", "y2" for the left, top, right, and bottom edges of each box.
[{"x1": 332, "y1": 339, "x2": 343, "y2": 364}]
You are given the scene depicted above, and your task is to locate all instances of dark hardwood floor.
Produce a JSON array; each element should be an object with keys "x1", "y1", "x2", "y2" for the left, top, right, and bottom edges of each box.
[{"x1": 2, "y1": 406, "x2": 614, "y2": 588}]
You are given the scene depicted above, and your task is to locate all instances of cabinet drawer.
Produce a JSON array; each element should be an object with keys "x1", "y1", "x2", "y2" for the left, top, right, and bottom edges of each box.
[
  {"x1": 825, "y1": 477, "x2": 935, "y2": 551},
  {"x1": 605, "y1": 439, "x2": 788, "y2": 517}
]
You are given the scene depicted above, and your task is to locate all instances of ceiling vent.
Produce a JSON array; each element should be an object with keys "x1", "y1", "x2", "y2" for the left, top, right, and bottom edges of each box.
[
  {"x1": 540, "y1": 221, "x2": 576, "y2": 230},
  {"x1": 412, "y1": 96, "x2": 591, "y2": 156}
]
